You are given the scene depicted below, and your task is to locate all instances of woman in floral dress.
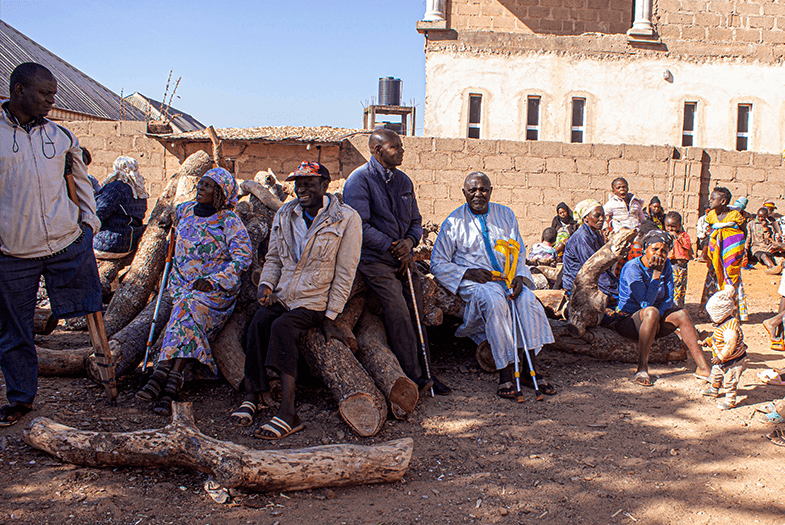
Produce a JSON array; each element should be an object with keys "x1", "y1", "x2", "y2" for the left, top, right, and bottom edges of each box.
[{"x1": 137, "y1": 167, "x2": 252, "y2": 415}]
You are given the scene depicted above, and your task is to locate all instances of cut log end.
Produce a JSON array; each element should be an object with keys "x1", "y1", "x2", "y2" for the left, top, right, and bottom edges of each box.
[
  {"x1": 388, "y1": 377, "x2": 419, "y2": 419},
  {"x1": 339, "y1": 392, "x2": 386, "y2": 437}
]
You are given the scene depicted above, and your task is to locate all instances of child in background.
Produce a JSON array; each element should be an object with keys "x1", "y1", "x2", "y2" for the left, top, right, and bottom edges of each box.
[
  {"x1": 665, "y1": 211, "x2": 692, "y2": 307},
  {"x1": 527, "y1": 227, "x2": 558, "y2": 266},
  {"x1": 701, "y1": 287, "x2": 747, "y2": 410}
]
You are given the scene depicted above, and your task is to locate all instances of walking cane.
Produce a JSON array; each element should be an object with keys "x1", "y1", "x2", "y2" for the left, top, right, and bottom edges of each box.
[
  {"x1": 494, "y1": 239, "x2": 544, "y2": 402},
  {"x1": 406, "y1": 266, "x2": 435, "y2": 398},
  {"x1": 140, "y1": 228, "x2": 176, "y2": 385}
]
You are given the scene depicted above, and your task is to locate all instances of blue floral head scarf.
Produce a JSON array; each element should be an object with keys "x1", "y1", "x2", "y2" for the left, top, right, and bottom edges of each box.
[{"x1": 202, "y1": 167, "x2": 239, "y2": 210}]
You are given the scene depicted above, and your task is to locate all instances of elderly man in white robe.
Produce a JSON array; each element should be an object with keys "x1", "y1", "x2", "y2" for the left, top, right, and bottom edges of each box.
[{"x1": 431, "y1": 172, "x2": 556, "y2": 399}]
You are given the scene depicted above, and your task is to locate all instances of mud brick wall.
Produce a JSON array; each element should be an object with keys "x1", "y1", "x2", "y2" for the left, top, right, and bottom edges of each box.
[
  {"x1": 65, "y1": 121, "x2": 180, "y2": 206},
  {"x1": 347, "y1": 135, "x2": 785, "y2": 247},
  {"x1": 447, "y1": 0, "x2": 785, "y2": 45}
]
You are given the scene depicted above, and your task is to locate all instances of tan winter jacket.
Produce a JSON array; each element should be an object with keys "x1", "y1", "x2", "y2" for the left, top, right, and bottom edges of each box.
[
  {"x1": 259, "y1": 194, "x2": 362, "y2": 319},
  {"x1": 0, "y1": 108, "x2": 100, "y2": 258}
]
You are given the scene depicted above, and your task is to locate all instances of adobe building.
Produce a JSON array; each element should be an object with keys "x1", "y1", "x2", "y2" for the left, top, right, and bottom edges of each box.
[{"x1": 417, "y1": 0, "x2": 785, "y2": 154}]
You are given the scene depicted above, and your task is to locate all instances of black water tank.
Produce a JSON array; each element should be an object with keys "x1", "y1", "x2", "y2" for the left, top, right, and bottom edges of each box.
[{"x1": 378, "y1": 77, "x2": 402, "y2": 106}]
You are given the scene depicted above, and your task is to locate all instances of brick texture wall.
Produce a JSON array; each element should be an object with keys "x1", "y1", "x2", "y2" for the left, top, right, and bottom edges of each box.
[
  {"x1": 449, "y1": 0, "x2": 634, "y2": 36},
  {"x1": 65, "y1": 121, "x2": 180, "y2": 205},
  {"x1": 443, "y1": 0, "x2": 785, "y2": 60},
  {"x1": 347, "y1": 135, "x2": 785, "y2": 247}
]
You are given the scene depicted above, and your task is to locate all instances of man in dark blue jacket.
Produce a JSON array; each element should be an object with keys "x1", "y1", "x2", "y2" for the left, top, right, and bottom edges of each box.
[{"x1": 344, "y1": 129, "x2": 450, "y2": 395}]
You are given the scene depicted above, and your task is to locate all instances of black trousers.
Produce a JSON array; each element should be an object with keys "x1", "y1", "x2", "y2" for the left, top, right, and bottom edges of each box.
[
  {"x1": 242, "y1": 304, "x2": 324, "y2": 394},
  {"x1": 358, "y1": 260, "x2": 432, "y2": 381}
]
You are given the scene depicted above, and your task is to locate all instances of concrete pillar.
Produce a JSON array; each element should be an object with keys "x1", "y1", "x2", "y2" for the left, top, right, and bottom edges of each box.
[
  {"x1": 422, "y1": 0, "x2": 446, "y2": 22},
  {"x1": 627, "y1": 0, "x2": 654, "y2": 36}
]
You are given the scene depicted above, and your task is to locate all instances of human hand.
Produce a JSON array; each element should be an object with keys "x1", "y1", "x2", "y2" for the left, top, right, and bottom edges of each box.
[
  {"x1": 390, "y1": 238, "x2": 414, "y2": 260},
  {"x1": 322, "y1": 317, "x2": 350, "y2": 347},
  {"x1": 397, "y1": 251, "x2": 414, "y2": 274},
  {"x1": 257, "y1": 285, "x2": 275, "y2": 307},
  {"x1": 510, "y1": 276, "x2": 525, "y2": 299},
  {"x1": 463, "y1": 268, "x2": 497, "y2": 284},
  {"x1": 711, "y1": 356, "x2": 721, "y2": 365},
  {"x1": 193, "y1": 278, "x2": 214, "y2": 292}
]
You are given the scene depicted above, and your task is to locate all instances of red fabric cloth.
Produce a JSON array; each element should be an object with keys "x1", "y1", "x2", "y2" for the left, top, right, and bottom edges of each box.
[{"x1": 670, "y1": 231, "x2": 692, "y2": 261}]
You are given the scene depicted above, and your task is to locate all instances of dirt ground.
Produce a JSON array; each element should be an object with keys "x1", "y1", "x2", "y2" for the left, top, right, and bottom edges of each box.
[{"x1": 2, "y1": 261, "x2": 785, "y2": 525}]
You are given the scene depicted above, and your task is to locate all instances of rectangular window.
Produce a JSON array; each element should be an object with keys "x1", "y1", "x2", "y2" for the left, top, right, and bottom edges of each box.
[
  {"x1": 468, "y1": 94, "x2": 482, "y2": 139},
  {"x1": 682, "y1": 102, "x2": 696, "y2": 147},
  {"x1": 571, "y1": 98, "x2": 585, "y2": 143},
  {"x1": 526, "y1": 96, "x2": 540, "y2": 141},
  {"x1": 736, "y1": 104, "x2": 751, "y2": 151}
]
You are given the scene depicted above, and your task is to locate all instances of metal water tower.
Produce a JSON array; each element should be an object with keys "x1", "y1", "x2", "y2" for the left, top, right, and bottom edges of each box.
[{"x1": 363, "y1": 77, "x2": 415, "y2": 136}]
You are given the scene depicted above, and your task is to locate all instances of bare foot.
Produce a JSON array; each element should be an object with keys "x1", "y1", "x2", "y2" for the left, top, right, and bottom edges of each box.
[{"x1": 762, "y1": 318, "x2": 783, "y2": 342}]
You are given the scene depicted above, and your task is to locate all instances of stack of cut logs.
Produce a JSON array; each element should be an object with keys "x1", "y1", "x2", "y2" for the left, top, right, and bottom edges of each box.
[{"x1": 35, "y1": 149, "x2": 688, "y2": 438}]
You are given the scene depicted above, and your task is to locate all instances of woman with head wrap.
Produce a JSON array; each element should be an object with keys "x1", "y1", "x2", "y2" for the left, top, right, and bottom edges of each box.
[
  {"x1": 92, "y1": 156, "x2": 148, "y2": 255},
  {"x1": 643, "y1": 196, "x2": 666, "y2": 230},
  {"x1": 561, "y1": 199, "x2": 619, "y2": 297},
  {"x1": 551, "y1": 202, "x2": 578, "y2": 257},
  {"x1": 137, "y1": 167, "x2": 253, "y2": 416},
  {"x1": 614, "y1": 229, "x2": 711, "y2": 386}
]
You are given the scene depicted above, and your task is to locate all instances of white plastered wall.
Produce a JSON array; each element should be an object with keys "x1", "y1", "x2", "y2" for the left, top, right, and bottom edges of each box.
[{"x1": 424, "y1": 51, "x2": 785, "y2": 154}]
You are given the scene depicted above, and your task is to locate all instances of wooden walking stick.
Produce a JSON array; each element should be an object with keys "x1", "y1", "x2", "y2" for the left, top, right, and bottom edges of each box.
[
  {"x1": 406, "y1": 267, "x2": 434, "y2": 398},
  {"x1": 64, "y1": 151, "x2": 117, "y2": 402}
]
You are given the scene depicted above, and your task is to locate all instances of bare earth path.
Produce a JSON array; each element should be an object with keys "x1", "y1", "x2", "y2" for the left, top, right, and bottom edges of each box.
[{"x1": 2, "y1": 261, "x2": 785, "y2": 525}]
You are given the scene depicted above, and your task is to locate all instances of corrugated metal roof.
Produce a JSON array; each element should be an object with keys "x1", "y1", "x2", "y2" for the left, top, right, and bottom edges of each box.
[
  {"x1": 124, "y1": 92, "x2": 205, "y2": 133},
  {"x1": 159, "y1": 126, "x2": 367, "y2": 144},
  {"x1": 0, "y1": 20, "x2": 145, "y2": 121}
]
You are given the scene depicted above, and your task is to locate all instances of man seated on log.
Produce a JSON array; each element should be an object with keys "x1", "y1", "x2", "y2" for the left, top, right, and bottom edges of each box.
[
  {"x1": 232, "y1": 161, "x2": 362, "y2": 439},
  {"x1": 0, "y1": 63, "x2": 102, "y2": 426},
  {"x1": 343, "y1": 129, "x2": 451, "y2": 396},
  {"x1": 430, "y1": 172, "x2": 556, "y2": 399}
]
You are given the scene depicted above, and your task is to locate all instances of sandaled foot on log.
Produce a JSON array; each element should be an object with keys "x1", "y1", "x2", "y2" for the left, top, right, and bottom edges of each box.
[
  {"x1": 254, "y1": 415, "x2": 304, "y2": 440},
  {"x1": 0, "y1": 403, "x2": 32, "y2": 427}
]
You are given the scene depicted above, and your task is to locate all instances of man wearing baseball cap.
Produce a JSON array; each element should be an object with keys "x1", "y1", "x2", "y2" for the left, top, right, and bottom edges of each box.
[{"x1": 232, "y1": 161, "x2": 362, "y2": 440}]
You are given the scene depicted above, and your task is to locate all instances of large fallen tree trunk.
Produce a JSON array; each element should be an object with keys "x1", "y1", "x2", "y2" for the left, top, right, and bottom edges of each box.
[
  {"x1": 96, "y1": 253, "x2": 135, "y2": 301},
  {"x1": 354, "y1": 311, "x2": 418, "y2": 419},
  {"x1": 566, "y1": 227, "x2": 636, "y2": 337},
  {"x1": 299, "y1": 331, "x2": 387, "y2": 437},
  {"x1": 37, "y1": 346, "x2": 93, "y2": 376},
  {"x1": 103, "y1": 151, "x2": 212, "y2": 337},
  {"x1": 420, "y1": 265, "x2": 688, "y2": 365},
  {"x1": 211, "y1": 306, "x2": 256, "y2": 391},
  {"x1": 24, "y1": 402, "x2": 412, "y2": 493},
  {"x1": 547, "y1": 319, "x2": 688, "y2": 363},
  {"x1": 85, "y1": 292, "x2": 173, "y2": 382}
]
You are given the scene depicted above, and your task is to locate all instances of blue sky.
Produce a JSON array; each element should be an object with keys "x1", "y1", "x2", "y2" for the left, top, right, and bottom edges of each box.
[{"x1": 1, "y1": 0, "x2": 428, "y2": 132}]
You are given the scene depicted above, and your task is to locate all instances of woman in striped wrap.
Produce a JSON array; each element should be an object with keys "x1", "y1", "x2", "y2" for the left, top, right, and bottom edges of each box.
[{"x1": 700, "y1": 187, "x2": 748, "y2": 321}]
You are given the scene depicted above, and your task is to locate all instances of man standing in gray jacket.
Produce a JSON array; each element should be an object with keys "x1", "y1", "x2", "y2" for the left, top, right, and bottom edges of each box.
[
  {"x1": 0, "y1": 63, "x2": 102, "y2": 426},
  {"x1": 231, "y1": 161, "x2": 362, "y2": 440}
]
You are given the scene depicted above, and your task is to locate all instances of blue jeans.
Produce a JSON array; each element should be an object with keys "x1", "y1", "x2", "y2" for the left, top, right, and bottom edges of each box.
[{"x1": 0, "y1": 228, "x2": 102, "y2": 405}]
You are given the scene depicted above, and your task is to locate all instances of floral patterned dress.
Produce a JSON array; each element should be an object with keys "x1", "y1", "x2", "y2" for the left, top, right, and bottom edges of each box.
[{"x1": 157, "y1": 200, "x2": 252, "y2": 375}]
